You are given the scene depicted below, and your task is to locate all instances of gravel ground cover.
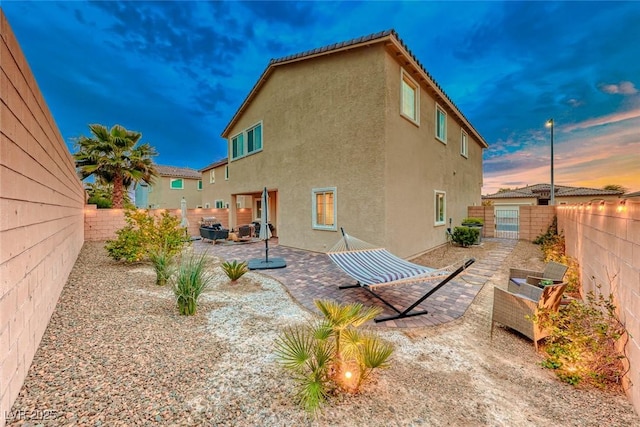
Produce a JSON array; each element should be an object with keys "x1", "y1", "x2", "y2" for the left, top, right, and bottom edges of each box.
[{"x1": 7, "y1": 241, "x2": 640, "y2": 426}]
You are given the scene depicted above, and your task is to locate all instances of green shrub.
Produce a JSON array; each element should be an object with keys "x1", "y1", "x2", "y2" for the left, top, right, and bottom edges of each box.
[
  {"x1": 105, "y1": 209, "x2": 187, "y2": 262},
  {"x1": 451, "y1": 226, "x2": 479, "y2": 247},
  {"x1": 172, "y1": 253, "x2": 213, "y2": 315},
  {"x1": 538, "y1": 288, "x2": 628, "y2": 391},
  {"x1": 221, "y1": 260, "x2": 248, "y2": 282},
  {"x1": 533, "y1": 218, "x2": 581, "y2": 296},
  {"x1": 461, "y1": 217, "x2": 484, "y2": 225},
  {"x1": 274, "y1": 300, "x2": 394, "y2": 414}
]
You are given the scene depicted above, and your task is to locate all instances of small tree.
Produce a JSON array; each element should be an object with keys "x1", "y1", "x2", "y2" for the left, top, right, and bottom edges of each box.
[{"x1": 274, "y1": 300, "x2": 394, "y2": 414}]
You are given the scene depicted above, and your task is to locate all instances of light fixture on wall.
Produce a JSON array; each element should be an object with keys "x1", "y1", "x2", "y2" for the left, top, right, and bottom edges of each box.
[
  {"x1": 617, "y1": 199, "x2": 627, "y2": 213},
  {"x1": 598, "y1": 200, "x2": 605, "y2": 211}
]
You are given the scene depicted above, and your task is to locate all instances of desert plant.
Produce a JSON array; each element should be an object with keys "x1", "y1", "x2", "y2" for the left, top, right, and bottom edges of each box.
[
  {"x1": 105, "y1": 209, "x2": 187, "y2": 262},
  {"x1": 172, "y1": 253, "x2": 213, "y2": 315},
  {"x1": 533, "y1": 220, "x2": 581, "y2": 297},
  {"x1": 148, "y1": 240, "x2": 175, "y2": 286},
  {"x1": 221, "y1": 260, "x2": 248, "y2": 281},
  {"x1": 538, "y1": 288, "x2": 628, "y2": 390},
  {"x1": 274, "y1": 300, "x2": 394, "y2": 414},
  {"x1": 451, "y1": 226, "x2": 479, "y2": 247}
]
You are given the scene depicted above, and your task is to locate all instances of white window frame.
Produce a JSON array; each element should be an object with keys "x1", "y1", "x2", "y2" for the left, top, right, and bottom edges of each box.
[
  {"x1": 312, "y1": 187, "x2": 337, "y2": 231},
  {"x1": 225, "y1": 165, "x2": 229, "y2": 180},
  {"x1": 204, "y1": 202, "x2": 210, "y2": 208},
  {"x1": 400, "y1": 70, "x2": 419, "y2": 125},
  {"x1": 214, "y1": 200, "x2": 224, "y2": 209},
  {"x1": 434, "y1": 190, "x2": 446, "y2": 226},
  {"x1": 209, "y1": 170, "x2": 215, "y2": 183},
  {"x1": 435, "y1": 104, "x2": 447, "y2": 144},
  {"x1": 461, "y1": 130, "x2": 468, "y2": 158},
  {"x1": 230, "y1": 121, "x2": 263, "y2": 161},
  {"x1": 197, "y1": 180, "x2": 202, "y2": 190},
  {"x1": 170, "y1": 178, "x2": 184, "y2": 190}
]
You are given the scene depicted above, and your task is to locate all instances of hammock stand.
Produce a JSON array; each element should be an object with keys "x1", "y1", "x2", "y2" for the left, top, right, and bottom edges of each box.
[{"x1": 328, "y1": 228, "x2": 475, "y2": 323}]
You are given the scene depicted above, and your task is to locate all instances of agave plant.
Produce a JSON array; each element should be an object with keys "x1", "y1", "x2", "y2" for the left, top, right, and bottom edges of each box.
[
  {"x1": 221, "y1": 260, "x2": 248, "y2": 282},
  {"x1": 274, "y1": 299, "x2": 394, "y2": 413},
  {"x1": 172, "y1": 253, "x2": 213, "y2": 315}
]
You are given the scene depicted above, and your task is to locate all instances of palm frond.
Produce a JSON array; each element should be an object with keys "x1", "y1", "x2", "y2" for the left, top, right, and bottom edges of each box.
[{"x1": 274, "y1": 326, "x2": 314, "y2": 370}]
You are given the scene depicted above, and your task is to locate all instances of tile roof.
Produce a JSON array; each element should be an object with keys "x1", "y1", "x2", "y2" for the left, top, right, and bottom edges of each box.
[
  {"x1": 199, "y1": 158, "x2": 228, "y2": 172},
  {"x1": 220, "y1": 29, "x2": 487, "y2": 148},
  {"x1": 155, "y1": 165, "x2": 201, "y2": 179},
  {"x1": 624, "y1": 190, "x2": 640, "y2": 198},
  {"x1": 483, "y1": 183, "x2": 624, "y2": 199}
]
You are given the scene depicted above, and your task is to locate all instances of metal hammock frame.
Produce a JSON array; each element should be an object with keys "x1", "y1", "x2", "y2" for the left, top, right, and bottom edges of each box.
[{"x1": 328, "y1": 228, "x2": 475, "y2": 322}]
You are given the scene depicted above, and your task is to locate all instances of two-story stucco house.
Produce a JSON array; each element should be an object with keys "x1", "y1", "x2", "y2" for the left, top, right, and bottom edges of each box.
[
  {"x1": 218, "y1": 30, "x2": 487, "y2": 258},
  {"x1": 137, "y1": 165, "x2": 202, "y2": 209}
]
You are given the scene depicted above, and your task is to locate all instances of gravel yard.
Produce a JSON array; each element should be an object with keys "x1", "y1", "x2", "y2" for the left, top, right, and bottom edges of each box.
[{"x1": 7, "y1": 240, "x2": 639, "y2": 426}]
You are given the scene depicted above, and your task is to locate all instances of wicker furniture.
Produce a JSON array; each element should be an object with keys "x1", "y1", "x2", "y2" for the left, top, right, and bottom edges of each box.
[
  {"x1": 491, "y1": 281, "x2": 567, "y2": 350},
  {"x1": 508, "y1": 261, "x2": 567, "y2": 296}
]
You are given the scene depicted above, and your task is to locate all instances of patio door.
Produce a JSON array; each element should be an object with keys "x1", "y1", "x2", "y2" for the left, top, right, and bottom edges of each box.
[{"x1": 494, "y1": 206, "x2": 520, "y2": 239}]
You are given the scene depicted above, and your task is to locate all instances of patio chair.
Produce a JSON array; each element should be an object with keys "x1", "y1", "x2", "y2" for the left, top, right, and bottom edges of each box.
[
  {"x1": 491, "y1": 281, "x2": 567, "y2": 350},
  {"x1": 508, "y1": 261, "x2": 567, "y2": 297}
]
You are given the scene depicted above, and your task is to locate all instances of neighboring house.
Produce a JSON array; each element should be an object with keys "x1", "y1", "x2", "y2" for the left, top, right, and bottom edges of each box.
[
  {"x1": 624, "y1": 190, "x2": 640, "y2": 200},
  {"x1": 216, "y1": 30, "x2": 487, "y2": 258},
  {"x1": 482, "y1": 184, "x2": 624, "y2": 206},
  {"x1": 141, "y1": 165, "x2": 202, "y2": 209},
  {"x1": 199, "y1": 158, "x2": 231, "y2": 209}
]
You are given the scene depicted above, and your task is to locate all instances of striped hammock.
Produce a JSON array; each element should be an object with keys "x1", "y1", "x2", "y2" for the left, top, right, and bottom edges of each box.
[{"x1": 328, "y1": 232, "x2": 464, "y2": 289}]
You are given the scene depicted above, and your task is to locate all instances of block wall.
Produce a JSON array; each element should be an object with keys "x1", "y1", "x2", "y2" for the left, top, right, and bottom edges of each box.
[
  {"x1": 467, "y1": 205, "x2": 555, "y2": 241},
  {"x1": 0, "y1": 12, "x2": 85, "y2": 426},
  {"x1": 558, "y1": 200, "x2": 640, "y2": 413},
  {"x1": 84, "y1": 207, "x2": 254, "y2": 241}
]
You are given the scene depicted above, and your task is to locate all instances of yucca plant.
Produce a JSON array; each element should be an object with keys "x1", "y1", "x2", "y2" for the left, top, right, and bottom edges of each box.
[
  {"x1": 274, "y1": 300, "x2": 394, "y2": 413},
  {"x1": 172, "y1": 253, "x2": 213, "y2": 315},
  {"x1": 221, "y1": 260, "x2": 248, "y2": 282},
  {"x1": 148, "y1": 240, "x2": 174, "y2": 286}
]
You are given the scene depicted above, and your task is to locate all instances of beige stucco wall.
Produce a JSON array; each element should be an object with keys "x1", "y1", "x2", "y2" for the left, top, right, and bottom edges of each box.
[
  {"x1": 224, "y1": 46, "x2": 388, "y2": 253},
  {"x1": 383, "y1": 54, "x2": 484, "y2": 258},
  {"x1": 0, "y1": 12, "x2": 85, "y2": 426},
  {"x1": 201, "y1": 164, "x2": 231, "y2": 209},
  {"x1": 221, "y1": 44, "x2": 485, "y2": 258},
  {"x1": 147, "y1": 176, "x2": 202, "y2": 209},
  {"x1": 558, "y1": 201, "x2": 640, "y2": 414}
]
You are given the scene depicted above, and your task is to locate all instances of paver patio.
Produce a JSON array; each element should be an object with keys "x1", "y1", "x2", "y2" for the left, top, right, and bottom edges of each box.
[{"x1": 194, "y1": 237, "x2": 517, "y2": 328}]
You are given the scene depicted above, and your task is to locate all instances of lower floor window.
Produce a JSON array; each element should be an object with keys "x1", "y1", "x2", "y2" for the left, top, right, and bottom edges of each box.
[
  {"x1": 435, "y1": 190, "x2": 446, "y2": 225},
  {"x1": 312, "y1": 187, "x2": 337, "y2": 230},
  {"x1": 215, "y1": 200, "x2": 225, "y2": 209}
]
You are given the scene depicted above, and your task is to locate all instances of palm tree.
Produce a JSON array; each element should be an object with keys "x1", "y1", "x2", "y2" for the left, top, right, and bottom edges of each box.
[{"x1": 74, "y1": 124, "x2": 158, "y2": 208}]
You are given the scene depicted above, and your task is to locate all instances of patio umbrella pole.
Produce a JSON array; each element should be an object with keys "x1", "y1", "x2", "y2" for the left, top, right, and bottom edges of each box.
[{"x1": 248, "y1": 187, "x2": 286, "y2": 270}]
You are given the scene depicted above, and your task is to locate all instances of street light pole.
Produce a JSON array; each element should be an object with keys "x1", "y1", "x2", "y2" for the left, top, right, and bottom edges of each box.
[{"x1": 546, "y1": 118, "x2": 555, "y2": 205}]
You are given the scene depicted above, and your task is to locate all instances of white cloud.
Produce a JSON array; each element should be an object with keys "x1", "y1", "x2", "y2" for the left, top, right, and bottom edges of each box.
[{"x1": 599, "y1": 81, "x2": 638, "y2": 95}]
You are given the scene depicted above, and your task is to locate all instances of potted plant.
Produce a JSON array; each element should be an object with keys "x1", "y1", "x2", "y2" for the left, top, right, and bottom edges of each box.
[{"x1": 461, "y1": 217, "x2": 483, "y2": 245}]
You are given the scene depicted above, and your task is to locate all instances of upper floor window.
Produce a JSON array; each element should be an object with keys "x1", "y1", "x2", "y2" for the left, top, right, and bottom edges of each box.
[
  {"x1": 209, "y1": 170, "x2": 215, "y2": 183},
  {"x1": 461, "y1": 130, "x2": 468, "y2": 158},
  {"x1": 434, "y1": 190, "x2": 446, "y2": 226},
  {"x1": 231, "y1": 122, "x2": 263, "y2": 160},
  {"x1": 400, "y1": 71, "x2": 419, "y2": 124},
  {"x1": 197, "y1": 180, "x2": 203, "y2": 190},
  {"x1": 312, "y1": 187, "x2": 337, "y2": 231},
  {"x1": 436, "y1": 104, "x2": 447, "y2": 143},
  {"x1": 170, "y1": 178, "x2": 183, "y2": 190},
  {"x1": 225, "y1": 165, "x2": 229, "y2": 180}
]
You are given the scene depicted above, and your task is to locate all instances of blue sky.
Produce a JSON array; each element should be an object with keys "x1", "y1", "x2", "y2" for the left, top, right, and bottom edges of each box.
[{"x1": 3, "y1": 1, "x2": 639, "y2": 194}]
